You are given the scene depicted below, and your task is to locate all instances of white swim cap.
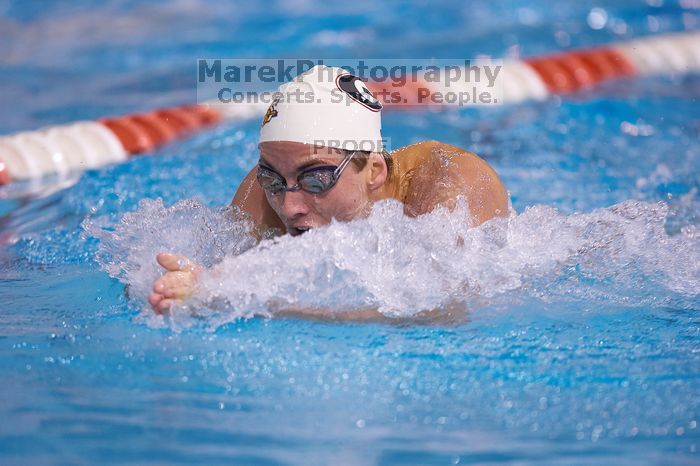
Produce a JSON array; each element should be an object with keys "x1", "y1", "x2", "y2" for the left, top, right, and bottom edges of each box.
[{"x1": 259, "y1": 65, "x2": 384, "y2": 152}]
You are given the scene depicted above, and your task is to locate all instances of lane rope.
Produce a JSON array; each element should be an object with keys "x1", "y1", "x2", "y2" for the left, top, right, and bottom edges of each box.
[{"x1": 1, "y1": 31, "x2": 698, "y2": 186}]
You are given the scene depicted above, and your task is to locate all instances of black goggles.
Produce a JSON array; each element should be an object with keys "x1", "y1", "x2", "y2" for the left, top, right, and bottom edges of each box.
[{"x1": 255, "y1": 151, "x2": 357, "y2": 195}]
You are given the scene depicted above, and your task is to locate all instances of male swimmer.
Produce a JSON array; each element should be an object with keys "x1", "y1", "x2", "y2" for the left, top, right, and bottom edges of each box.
[{"x1": 149, "y1": 65, "x2": 509, "y2": 315}]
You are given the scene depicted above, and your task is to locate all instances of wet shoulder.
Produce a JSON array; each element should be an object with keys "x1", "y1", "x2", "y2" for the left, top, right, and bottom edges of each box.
[
  {"x1": 390, "y1": 140, "x2": 475, "y2": 200},
  {"x1": 391, "y1": 140, "x2": 442, "y2": 166},
  {"x1": 389, "y1": 140, "x2": 509, "y2": 221},
  {"x1": 392, "y1": 140, "x2": 481, "y2": 169}
]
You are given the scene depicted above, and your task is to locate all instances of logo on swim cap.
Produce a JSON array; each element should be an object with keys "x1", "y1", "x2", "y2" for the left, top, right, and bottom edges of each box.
[
  {"x1": 261, "y1": 95, "x2": 280, "y2": 128},
  {"x1": 335, "y1": 74, "x2": 383, "y2": 112}
]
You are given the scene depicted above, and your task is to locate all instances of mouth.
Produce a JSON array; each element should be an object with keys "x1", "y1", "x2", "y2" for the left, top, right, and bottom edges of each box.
[{"x1": 289, "y1": 226, "x2": 312, "y2": 236}]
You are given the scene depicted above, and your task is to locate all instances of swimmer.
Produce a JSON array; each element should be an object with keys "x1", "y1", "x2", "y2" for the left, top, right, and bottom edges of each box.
[{"x1": 149, "y1": 65, "x2": 509, "y2": 316}]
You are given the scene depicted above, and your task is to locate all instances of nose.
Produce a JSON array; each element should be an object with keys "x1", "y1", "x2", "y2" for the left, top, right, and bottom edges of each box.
[{"x1": 279, "y1": 189, "x2": 311, "y2": 221}]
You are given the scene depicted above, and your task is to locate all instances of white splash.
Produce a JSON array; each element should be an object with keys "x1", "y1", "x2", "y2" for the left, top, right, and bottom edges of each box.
[
  {"x1": 84, "y1": 197, "x2": 699, "y2": 330},
  {"x1": 82, "y1": 198, "x2": 259, "y2": 309}
]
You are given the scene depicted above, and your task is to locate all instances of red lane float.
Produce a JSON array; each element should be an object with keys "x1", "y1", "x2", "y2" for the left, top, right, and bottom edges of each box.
[
  {"x1": 99, "y1": 117, "x2": 156, "y2": 154},
  {"x1": 367, "y1": 77, "x2": 433, "y2": 106},
  {"x1": 129, "y1": 114, "x2": 178, "y2": 146},
  {"x1": 0, "y1": 161, "x2": 10, "y2": 185},
  {"x1": 525, "y1": 47, "x2": 636, "y2": 93},
  {"x1": 98, "y1": 104, "x2": 216, "y2": 156},
  {"x1": 1, "y1": 31, "x2": 698, "y2": 186}
]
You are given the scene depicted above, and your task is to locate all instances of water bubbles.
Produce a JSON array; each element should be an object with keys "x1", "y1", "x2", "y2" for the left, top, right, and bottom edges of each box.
[
  {"x1": 587, "y1": 8, "x2": 608, "y2": 30},
  {"x1": 591, "y1": 425, "x2": 604, "y2": 442},
  {"x1": 517, "y1": 8, "x2": 539, "y2": 26},
  {"x1": 554, "y1": 30, "x2": 571, "y2": 47},
  {"x1": 647, "y1": 15, "x2": 661, "y2": 32},
  {"x1": 620, "y1": 121, "x2": 654, "y2": 137}
]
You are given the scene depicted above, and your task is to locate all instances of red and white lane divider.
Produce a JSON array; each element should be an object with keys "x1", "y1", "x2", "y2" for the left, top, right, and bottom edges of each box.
[
  {"x1": 1, "y1": 31, "x2": 698, "y2": 187},
  {"x1": 0, "y1": 105, "x2": 221, "y2": 186},
  {"x1": 368, "y1": 30, "x2": 700, "y2": 104}
]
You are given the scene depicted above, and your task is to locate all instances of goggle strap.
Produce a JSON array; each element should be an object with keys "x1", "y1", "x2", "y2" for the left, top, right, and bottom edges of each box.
[{"x1": 333, "y1": 151, "x2": 357, "y2": 180}]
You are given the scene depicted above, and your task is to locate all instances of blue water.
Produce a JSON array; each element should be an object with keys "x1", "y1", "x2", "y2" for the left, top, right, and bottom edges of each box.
[{"x1": 1, "y1": 1, "x2": 699, "y2": 464}]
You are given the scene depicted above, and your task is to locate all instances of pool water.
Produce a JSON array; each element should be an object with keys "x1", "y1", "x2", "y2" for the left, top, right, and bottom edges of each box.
[{"x1": 1, "y1": 1, "x2": 699, "y2": 464}]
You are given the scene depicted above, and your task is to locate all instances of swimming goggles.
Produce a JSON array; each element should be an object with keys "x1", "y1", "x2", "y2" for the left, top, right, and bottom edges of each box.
[{"x1": 256, "y1": 151, "x2": 357, "y2": 195}]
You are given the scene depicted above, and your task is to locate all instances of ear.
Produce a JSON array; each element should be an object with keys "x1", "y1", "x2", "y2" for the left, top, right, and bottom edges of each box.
[{"x1": 366, "y1": 152, "x2": 388, "y2": 192}]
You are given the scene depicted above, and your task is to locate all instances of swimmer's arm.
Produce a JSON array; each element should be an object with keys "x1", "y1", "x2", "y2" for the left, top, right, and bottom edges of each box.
[
  {"x1": 404, "y1": 142, "x2": 509, "y2": 225},
  {"x1": 151, "y1": 253, "x2": 466, "y2": 323},
  {"x1": 274, "y1": 305, "x2": 466, "y2": 325},
  {"x1": 231, "y1": 167, "x2": 286, "y2": 234},
  {"x1": 274, "y1": 306, "x2": 387, "y2": 322}
]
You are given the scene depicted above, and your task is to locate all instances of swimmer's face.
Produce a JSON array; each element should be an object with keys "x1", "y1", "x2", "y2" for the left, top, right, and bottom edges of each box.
[{"x1": 258, "y1": 141, "x2": 388, "y2": 236}]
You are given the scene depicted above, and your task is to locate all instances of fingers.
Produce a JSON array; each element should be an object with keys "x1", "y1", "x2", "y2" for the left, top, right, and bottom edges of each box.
[
  {"x1": 149, "y1": 292, "x2": 166, "y2": 314},
  {"x1": 149, "y1": 292, "x2": 182, "y2": 315},
  {"x1": 157, "y1": 298, "x2": 178, "y2": 314},
  {"x1": 153, "y1": 271, "x2": 196, "y2": 299},
  {"x1": 156, "y1": 252, "x2": 195, "y2": 272},
  {"x1": 149, "y1": 292, "x2": 163, "y2": 308}
]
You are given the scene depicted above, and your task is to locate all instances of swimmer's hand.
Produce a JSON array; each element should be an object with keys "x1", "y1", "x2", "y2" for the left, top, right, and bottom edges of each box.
[{"x1": 149, "y1": 253, "x2": 202, "y2": 314}]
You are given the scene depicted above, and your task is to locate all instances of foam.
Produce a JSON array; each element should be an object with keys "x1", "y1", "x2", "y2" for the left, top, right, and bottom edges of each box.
[
  {"x1": 84, "y1": 197, "x2": 699, "y2": 330},
  {"x1": 82, "y1": 197, "x2": 260, "y2": 312}
]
